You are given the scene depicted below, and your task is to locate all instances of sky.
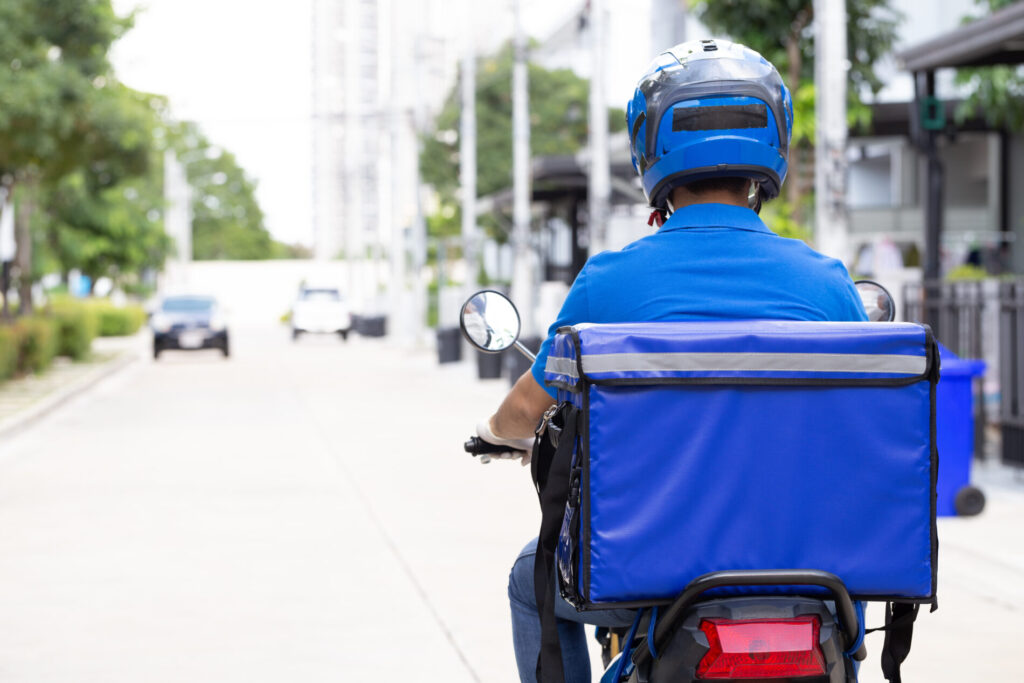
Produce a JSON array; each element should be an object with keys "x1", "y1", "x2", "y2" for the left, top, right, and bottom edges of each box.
[
  {"x1": 109, "y1": 0, "x2": 591, "y2": 248},
  {"x1": 111, "y1": 0, "x2": 316, "y2": 247}
]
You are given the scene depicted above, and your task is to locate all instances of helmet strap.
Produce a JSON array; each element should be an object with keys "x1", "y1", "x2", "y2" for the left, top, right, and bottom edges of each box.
[
  {"x1": 748, "y1": 181, "x2": 763, "y2": 215},
  {"x1": 647, "y1": 209, "x2": 667, "y2": 228}
]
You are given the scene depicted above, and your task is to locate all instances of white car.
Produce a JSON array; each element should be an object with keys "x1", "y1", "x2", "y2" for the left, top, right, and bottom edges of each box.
[{"x1": 291, "y1": 288, "x2": 352, "y2": 341}]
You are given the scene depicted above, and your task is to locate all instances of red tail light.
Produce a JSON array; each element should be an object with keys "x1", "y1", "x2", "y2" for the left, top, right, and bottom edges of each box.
[{"x1": 696, "y1": 616, "x2": 827, "y2": 679}]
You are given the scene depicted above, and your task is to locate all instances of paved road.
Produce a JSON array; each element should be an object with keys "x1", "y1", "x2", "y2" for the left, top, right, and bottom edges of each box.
[{"x1": 0, "y1": 325, "x2": 1021, "y2": 681}]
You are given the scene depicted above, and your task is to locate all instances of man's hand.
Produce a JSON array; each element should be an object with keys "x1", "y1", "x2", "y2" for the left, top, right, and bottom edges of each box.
[{"x1": 475, "y1": 419, "x2": 534, "y2": 465}]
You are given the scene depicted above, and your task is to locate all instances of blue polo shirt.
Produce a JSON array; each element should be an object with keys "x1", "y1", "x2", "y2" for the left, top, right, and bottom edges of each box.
[{"x1": 531, "y1": 203, "x2": 868, "y2": 396}]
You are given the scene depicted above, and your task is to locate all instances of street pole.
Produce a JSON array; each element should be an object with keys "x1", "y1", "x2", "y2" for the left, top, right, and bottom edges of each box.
[
  {"x1": 813, "y1": 0, "x2": 850, "y2": 263},
  {"x1": 375, "y1": 0, "x2": 394, "y2": 315},
  {"x1": 460, "y1": 4, "x2": 478, "y2": 294},
  {"x1": 0, "y1": 187, "x2": 13, "y2": 319},
  {"x1": 588, "y1": 0, "x2": 611, "y2": 257},
  {"x1": 510, "y1": 0, "x2": 536, "y2": 335},
  {"x1": 649, "y1": 0, "x2": 687, "y2": 67},
  {"x1": 383, "y1": 0, "x2": 408, "y2": 341},
  {"x1": 410, "y1": 33, "x2": 429, "y2": 344},
  {"x1": 163, "y1": 150, "x2": 192, "y2": 292}
]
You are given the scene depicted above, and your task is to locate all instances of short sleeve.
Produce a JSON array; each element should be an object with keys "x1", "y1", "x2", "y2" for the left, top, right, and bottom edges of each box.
[
  {"x1": 530, "y1": 265, "x2": 591, "y2": 398},
  {"x1": 829, "y1": 260, "x2": 870, "y2": 322}
]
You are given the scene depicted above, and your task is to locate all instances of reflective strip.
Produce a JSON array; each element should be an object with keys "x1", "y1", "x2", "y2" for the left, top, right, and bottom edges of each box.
[
  {"x1": 545, "y1": 356, "x2": 580, "y2": 378},
  {"x1": 580, "y1": 352, "x2": 927, "y2": 376}
]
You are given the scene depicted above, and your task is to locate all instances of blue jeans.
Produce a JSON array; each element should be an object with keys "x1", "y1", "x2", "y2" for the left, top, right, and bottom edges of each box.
[{"x1": 508, "y1": 538, "x2": 635, "y2": 683}]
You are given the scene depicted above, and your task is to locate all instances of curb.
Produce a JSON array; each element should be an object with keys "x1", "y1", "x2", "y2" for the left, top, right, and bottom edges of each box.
[{"x1": 0, "y1": 351, "x2": 139, "y2": 442}]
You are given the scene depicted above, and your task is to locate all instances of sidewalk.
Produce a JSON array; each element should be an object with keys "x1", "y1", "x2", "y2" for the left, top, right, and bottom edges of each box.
[{"x1": 0, "y1": 333, "x2": 145, "y2": 439}]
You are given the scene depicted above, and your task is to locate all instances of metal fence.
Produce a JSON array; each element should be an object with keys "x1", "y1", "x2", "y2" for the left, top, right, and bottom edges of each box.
[
  {"x1": 903, "y1": 280, "x2": 989, "y2": 460},
  {"x1": 1000, "y1": 281, "x2": 1024, "y2": 467},
  {"x1": 903, "y1": 280, "x2": 986, "y2": 358}
]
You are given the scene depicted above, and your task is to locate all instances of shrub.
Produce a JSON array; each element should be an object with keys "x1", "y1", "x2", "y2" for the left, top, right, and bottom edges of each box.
[
  {"x1": 49, "y1": 300, "x2": 98, "y2": 361},
  {"x1": 91, "y1": 301, "x2": 146, "y2": 337},
  {"x1": 14, "y1": 317, "x2": 57, "y2": 374},
  {"x1": 0, "y1": 325, "x2": 17, "y2": 381}
]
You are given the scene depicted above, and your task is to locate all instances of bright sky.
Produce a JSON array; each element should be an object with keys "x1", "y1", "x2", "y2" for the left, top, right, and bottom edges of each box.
[
  {"x1": 109, "y1": 0, "x2": 651, "y2": 248},
  {"x1": 111, "y1": 0, "x2": 316, "y2": 246}
]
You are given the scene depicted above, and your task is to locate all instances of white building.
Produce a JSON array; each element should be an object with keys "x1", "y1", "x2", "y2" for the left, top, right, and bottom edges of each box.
[{"x1": 310, "y1": 0, "x2": 455, "y2": 274}]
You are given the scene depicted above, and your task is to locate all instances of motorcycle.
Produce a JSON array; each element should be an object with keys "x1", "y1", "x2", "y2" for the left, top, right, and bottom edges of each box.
[{"x1": 460, "y1": 282, "x2": 897, "y2": 683}]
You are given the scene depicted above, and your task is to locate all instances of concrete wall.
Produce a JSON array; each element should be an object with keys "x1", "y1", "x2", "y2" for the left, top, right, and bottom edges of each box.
[{"x1": 159, "y1": 260, "x2": 391, "y2": 326}]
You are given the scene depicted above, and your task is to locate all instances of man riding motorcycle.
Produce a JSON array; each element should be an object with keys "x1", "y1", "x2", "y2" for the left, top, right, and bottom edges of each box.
[{"x1": 475, "y1": 39, "x2": 869, "y2": 683}]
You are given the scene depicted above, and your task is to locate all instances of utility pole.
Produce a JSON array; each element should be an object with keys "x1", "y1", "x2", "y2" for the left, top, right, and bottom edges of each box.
[
  {"x1": 588, "y1": 0, "x2": 611, "y2": 256},
  {"x1": 0, "y1": 187, "x2": 13, "y2": 319},
  {"x1": 510, "y1": 0, "x2": 536, "y2": 334},
  {"x1": 385, "y1": 0, "x2": 412, "y2": 344},
  {"x1": 411, "y1": 34, "x2": 428, "y2": 344},
  {"x1": 163, "y1": 150, "x2": 192, "y2": 292},
  {"x1": 377, "y1": 0, "x2": 393, "y2": 314},
  {"x1": 813, "y1": 0, "x2": 850, "y2": 263},
  {"x1": 650, "y1": 0, "x2": 687, "y2": 61},
  {"x1": 460, "y1": 3, "x2": 478, "y2": 294}
]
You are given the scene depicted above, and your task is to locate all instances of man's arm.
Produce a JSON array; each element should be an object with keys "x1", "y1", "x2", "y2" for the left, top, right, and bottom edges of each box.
[
  {"x1": 489, "y1": 370, "x2": 556, "y2": 439},
  {"x1": 486, "y1": 263, "x2": 590, "y2": 441}
]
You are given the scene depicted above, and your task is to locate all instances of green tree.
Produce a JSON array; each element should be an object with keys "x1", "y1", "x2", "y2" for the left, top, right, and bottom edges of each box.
[
  {"x1": 689, "y1": 0, "x2": 901, "y2": 224},
  {"x1": 955, "y1": 0, "x2": 1024, "y2": 131},
  {"x1": 37, "y1": 84, "x2": 172, "y2": 290},
  {"x1": 421, "y1": 42, "x2": 625, "y2": 243},
  {"x1": 170, "y1": 122, "x2": 276, "y2": 260},
  {"x1": 0, "y1": 0, "x2": 132, "y2": 313}
]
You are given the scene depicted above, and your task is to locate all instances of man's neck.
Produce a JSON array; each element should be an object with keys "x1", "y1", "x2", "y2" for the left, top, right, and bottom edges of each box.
[{"x1": 669, "y1": 188, "x2": 749, "y2": 210}]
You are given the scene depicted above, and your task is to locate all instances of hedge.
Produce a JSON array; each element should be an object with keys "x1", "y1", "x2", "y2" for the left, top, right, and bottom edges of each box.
[
  {"x1": 15, "y1": 317, "x2": 58, "y2": 373},
  {"x1": 0, "y1": 325, "x2": 17, "y2": 381},
  {"x1": 0, "y1": 317, "x2": 62, "y2": 378},
  {"x1": 91, "y1": 301, "x2": 146, "y2": 337},
  {"x1": 49, "y1": 299, "x2": 98, "y2": 361},
  {"x1": 0, "y1": 297, "x2": 146, "y2": 385}
]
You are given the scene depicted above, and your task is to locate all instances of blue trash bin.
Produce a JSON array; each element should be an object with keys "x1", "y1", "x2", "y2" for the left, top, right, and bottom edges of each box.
[{"x1": 936, "y1": 343, "x2": 987, "y2": 516}]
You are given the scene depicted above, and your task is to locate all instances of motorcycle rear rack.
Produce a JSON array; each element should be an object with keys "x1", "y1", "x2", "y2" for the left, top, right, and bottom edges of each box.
[{"x1": 630, "y1": 568, "x2": 867, "y2": 670}]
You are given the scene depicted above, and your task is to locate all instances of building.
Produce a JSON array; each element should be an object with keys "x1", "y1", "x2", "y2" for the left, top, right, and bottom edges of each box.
[
  {"x1": 846, "y1": 0, "x2": 1024, "y2": 276},
  {"x1": 310, "y1": 0, "x2": 455, "y2": 276}
]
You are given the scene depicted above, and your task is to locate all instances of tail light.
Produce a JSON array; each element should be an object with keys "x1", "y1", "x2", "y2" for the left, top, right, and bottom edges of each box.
[{"x1": 696, "y1": 616, "x2": 827, "y2": 679}]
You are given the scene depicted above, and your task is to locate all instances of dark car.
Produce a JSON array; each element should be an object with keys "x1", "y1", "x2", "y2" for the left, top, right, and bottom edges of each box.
[{"x1": 151, "y1": 295, "x2": 229, "y2": 359}]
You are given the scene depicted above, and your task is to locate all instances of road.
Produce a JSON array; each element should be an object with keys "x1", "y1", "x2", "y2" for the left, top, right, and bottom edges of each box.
[{"x1": 0, "y1": 325, "x2": 1021, "y2": 681}]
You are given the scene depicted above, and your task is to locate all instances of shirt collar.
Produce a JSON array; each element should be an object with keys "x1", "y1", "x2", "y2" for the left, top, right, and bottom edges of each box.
[{"x1": 659, "y1": 203, "x2": 773, "y2": 235}]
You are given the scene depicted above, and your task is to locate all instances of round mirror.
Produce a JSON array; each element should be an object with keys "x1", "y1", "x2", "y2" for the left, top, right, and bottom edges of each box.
[
  {"x1": 459, "y1": 290, "x2": 522, "y2": 353},
  {"x1": 854, "y1": 280, "x2": 896, "y2": 322}
]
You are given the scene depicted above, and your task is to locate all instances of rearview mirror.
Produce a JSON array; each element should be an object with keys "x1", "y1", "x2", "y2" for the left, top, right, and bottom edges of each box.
[
  {"x1": 855, "y1": 280, "x2": 896, "y2": 322},
  {"x1": 459, "y1": 290, "x2": 521, "y2": 353}
]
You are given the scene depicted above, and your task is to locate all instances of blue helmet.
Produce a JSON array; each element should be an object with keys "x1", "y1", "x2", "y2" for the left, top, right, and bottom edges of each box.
[{"x1": 626, "y1": 39, "x2": 793, "y2": 210}]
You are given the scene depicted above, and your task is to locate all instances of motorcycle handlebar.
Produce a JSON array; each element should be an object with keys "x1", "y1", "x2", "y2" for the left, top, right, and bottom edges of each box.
[{"x1": 463, "y1": 436, "x2": 527, "y2": 457}]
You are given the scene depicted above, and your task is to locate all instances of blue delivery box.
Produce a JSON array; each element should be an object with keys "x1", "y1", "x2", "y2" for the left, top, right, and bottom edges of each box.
[{"x1": 544, "y1": 320, "x2": 939, "y2": 609}]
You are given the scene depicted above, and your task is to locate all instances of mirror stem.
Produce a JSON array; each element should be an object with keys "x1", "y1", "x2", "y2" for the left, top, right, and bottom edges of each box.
[{"x1": 513, "y1": 340, "x2": 537, "y2": 362}]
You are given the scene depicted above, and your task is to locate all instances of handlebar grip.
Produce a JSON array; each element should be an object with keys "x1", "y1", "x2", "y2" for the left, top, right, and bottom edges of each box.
[{"x1": 464, "y1": 436, "x2": 526, "y2": 457}]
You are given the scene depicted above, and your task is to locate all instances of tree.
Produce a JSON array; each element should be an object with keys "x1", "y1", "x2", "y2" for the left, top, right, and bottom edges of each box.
[
  {"x1": 170, "y1": 122, "x2": 277, "y2": 260},
  {"x1": 421, "y1": 42, "x2": 625, "y2": 243},
  {"x1": 689, "y1": 0, "x2": 901, "y2": 224},
  {"x1": 954, "y1": 0, "x2": 1024, "y2": 131},
  {"x1": 0, "y1": 0, "x2": 132, "y2": 312},
  {"x1": 36, "y1": 83, "x2": 173, "y2": 290}
]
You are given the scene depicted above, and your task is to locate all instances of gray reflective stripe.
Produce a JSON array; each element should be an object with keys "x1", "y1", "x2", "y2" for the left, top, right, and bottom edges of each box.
[
  {"x1": 545, "y1": 356, "x2": 580, "y2": 378},
  {"x1": 580, "y1": 352, "x2": 927, "y2": 376}
]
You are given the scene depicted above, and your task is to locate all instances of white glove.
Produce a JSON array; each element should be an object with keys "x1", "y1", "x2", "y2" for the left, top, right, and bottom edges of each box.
[{"x1": 476, "y1": 420, "x2": 535, "y2": 466}]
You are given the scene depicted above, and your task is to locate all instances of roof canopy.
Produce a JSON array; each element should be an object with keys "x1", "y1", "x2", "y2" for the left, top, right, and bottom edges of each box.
[{"x1": 897, "y1": 1, "x2": 1024, "y2": 72}]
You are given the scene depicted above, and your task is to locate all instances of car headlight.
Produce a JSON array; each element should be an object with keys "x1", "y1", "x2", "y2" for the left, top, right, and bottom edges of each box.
[
  {"x1": 209, "y1": 313, "x2": 227, "y2": 331},
  {"x1": 151, "y1": 313, "x2": 171, "y2": 333}
]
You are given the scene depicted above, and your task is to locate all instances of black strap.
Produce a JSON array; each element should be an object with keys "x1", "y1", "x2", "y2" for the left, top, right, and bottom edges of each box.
[
  {"x1": 880, "y1": 602, "x2": 918, "y2": 682},
  {"x1": 531, "y1": 403, "x2": 578, "y2": 683}
]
